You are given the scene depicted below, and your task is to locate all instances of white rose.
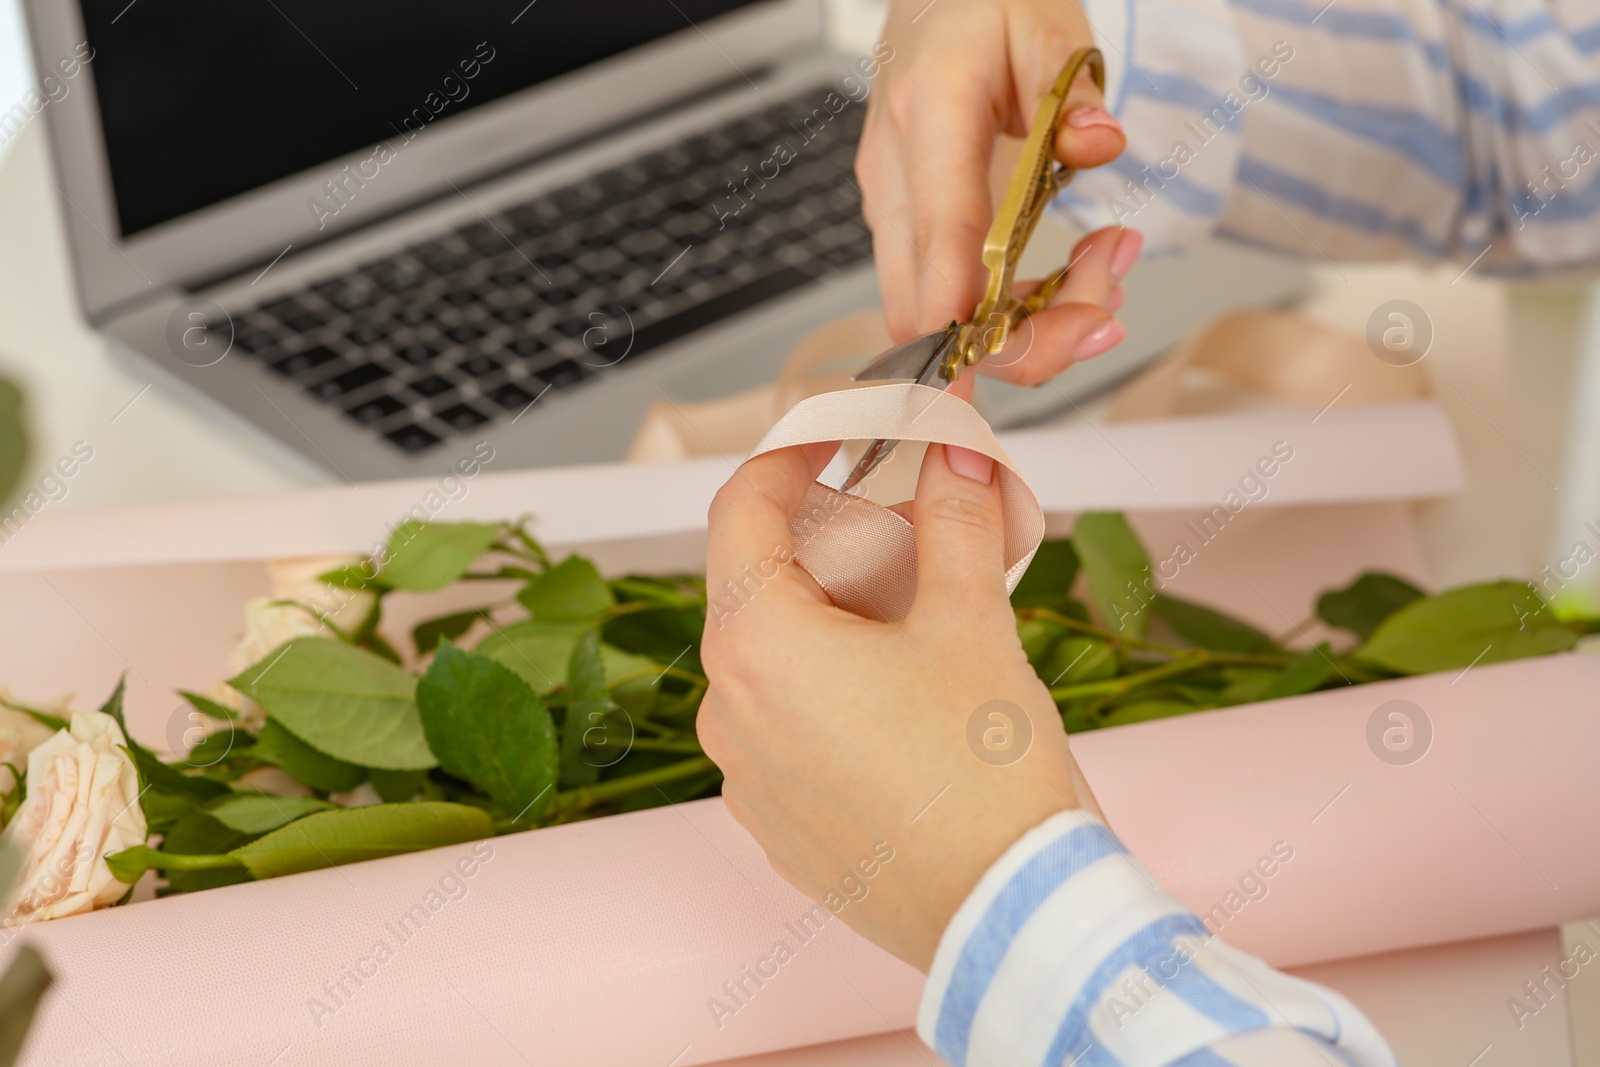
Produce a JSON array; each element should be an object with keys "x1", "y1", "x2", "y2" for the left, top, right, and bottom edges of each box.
[
  {"x1": 0, "y1": 703, "x2": 59, "y2": 794},
  {"x1": 0, "y1": 710, "x2": 147, "y2": 925},
  {"x1": 216, "y1": 556, "x2": 376, "y2": 729},
  {"x1": 267, "y1": 555, "x2": 376, "y2": 633}
]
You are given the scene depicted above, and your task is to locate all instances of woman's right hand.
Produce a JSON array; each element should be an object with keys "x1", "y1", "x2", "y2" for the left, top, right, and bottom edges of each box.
[{"x1": 857, "y1": 0, "x2": 1140, "y2": 388}]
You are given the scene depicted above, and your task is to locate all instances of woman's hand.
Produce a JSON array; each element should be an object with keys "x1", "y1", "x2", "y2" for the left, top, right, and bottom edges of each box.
[
  {"x1": 698, "y1": 441, "x2": 1100, "y2": 970},
  {"x1": 858, "y1": 0, "x2": 1140, "y2": 393}
]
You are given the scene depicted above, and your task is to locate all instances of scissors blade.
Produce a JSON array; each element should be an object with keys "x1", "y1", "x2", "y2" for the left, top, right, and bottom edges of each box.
[
  {"x1": 839, "y1": 325, "x2": 962, "y2": 494},
  {"x1": 851, "y1": 328, "x2": 954, "y2": 382}
]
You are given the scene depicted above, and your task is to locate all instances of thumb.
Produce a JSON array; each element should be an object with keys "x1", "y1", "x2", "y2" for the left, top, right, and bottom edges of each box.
[{"x1": 908, "y1": 443, "x2": 1012, "y2": 621}]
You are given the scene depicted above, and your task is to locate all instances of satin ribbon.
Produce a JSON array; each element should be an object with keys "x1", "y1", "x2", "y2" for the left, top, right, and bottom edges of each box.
[{"x1": 748, "y1": 383, "x2": 1045, "y2": 622}]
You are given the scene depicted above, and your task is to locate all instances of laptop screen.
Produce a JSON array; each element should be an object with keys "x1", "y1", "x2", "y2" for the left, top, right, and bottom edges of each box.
[{"x1": 78, "y1": 0, "x2": 760, "y2": 237}]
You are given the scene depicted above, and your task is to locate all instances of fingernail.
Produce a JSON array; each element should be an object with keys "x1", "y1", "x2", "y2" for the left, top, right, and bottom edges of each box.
[
  {"x1": 945, "y1": 445, "x2": 994, "y2": 485},
  {"x1": 1107, "y1": 287, "x2": 1125, "y2": 314},
  {"x1": 1066, "y1": 106, "x2": 1122, "y2": 132},
  {"x1": 1074, "y1": 319, "x2": 1126, "y2": 361},
  {"x1": 1111, "y1": 229, "x2": 1143, "y2": 281}
]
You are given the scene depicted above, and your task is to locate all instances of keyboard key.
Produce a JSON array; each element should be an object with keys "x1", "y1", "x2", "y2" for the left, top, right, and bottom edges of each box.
[
  {"x1": 396, "y1": 341, "x2": 443, "y2": 365},
  {"x1": 372, "y1": 264, "x2": 424, "y2": 294},
  {"x1": 441, "y1": 288, "x2": 478, "y2": 307},
  {"x1": 309, "y1": 362, "x2": 390, "y2": 400},
  {"x1": 435, "y1": 402, "x2": 490, "y2": 430},
  {"x1": 346, "y1": 323, "x2": 387, "y2": 346},
  {"x1": 529, "y1": 358, "x2": 590, "y2": 389},
  {"x1": 485, "y1": 382, "x2": 536, "y2": 410},
  {"x1": 445, "y1": 323, "x2": 485, "y2": 345},
  {"x1": 269, "y1": 345, "x2": 340, "y2": 378},
  {"x1": 345, "y1": 394, "x2": 408, "y2": 425},
  {"x1": 234, "y1": 330, "x2": 278, "y2": 355},
  {"x1": 627, "y1": 265, "x2": 811, "y2": 358},
  {"x1": 458, "y1": 354, "x2": 502, "y2": 377},
  {"x1": 492, "y1": 305, "x2": 532, "y2": 324},
  {"x1": 394, "y1": 305, "x2": 432, "y2": 327},
  {"x1": 407, "y1": 374, "x2": 455, "y2": 398},
  {"x1": 384, "y1": 424, "x2": 443, "y2": 453},
  {"x1": 262, "y1": 297, "x2": 307, "y2": 322},
  {"x1": 511, "y1": 335, "x2": 550, "y2": 359},
  {"x1": 283, "y1": 311, "x2": 329, "y2": 333}
]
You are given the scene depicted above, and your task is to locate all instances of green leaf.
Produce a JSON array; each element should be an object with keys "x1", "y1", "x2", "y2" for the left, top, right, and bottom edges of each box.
[
  {"x1": 99, "y1": 675, "x2": 128, "y2": 732},
  {"x1": 517, "y1": 556, "x2": 614, "y2": 622},
  {"x1": 1017, "y1": 617, "x2": 1067, "y2": 669},
  {"x1": 369, "y1": 769, "x2": 427, "y2": 803},
  {"x1": 317, "y1": 563, "x2": 389, "y2": 593},
  {"x1": 0, "y1": 695, "x2": 66, "y2": 733},
  {"x1": 179, "y1": 690, "x2": 239, "y2": 721},
  {"x1": 1260, "y1": 645, "x2": 1337, "y2": 700},
  {"x1": 230, "y1": 638, "x2": 435, "y2": 771},
  {"x1": 159, "y1": 812, "x2": 257, "y2": 891},
  {"x1": 1011, "y1": 540, "x2": 1080, "y2": 610},
  {"x1": 563, "y1": 631, "x2": 626, "y2": 788},
  {"x1": 0, "y1": 945, "x2": 52, "y2": 1066},
  {"x1": 1357, "y1": 581, "x2": 1579, "y2": 674},
  {"x1": 0, "y1": 376, "x2": 27, "y2": 509},
  {"x1": 477, "y1": 619, "x2": 660, "y2": 715},
  {"x1": 1102, "y1": 699, "x2": 1199, "y2": 727},
  {"x1": 1317, "y1": 572, "x2": 1426, "y2": 640},
  {"x1": 104, "y1": 845, "x2": 160, "y2": 885},
  {"x1": 1042, "y1": 637, "x2": 1117, "y2": 686},
  {"x1": 177, "y1": 727, "x2": 249, "y2": 768},
  {"x1": 126, "y1": 744, "x2": 230, "y2": 803},
  {"x1": 413, "y1": 610, "x2": 487, "y2": 656},
  {"x1": 251, "y1": 718, "x2": 368, "y2": 794},
  {"x1": 417, "y1": 642, "x2": 558, "y2": 820},
  {"x1": 1152, "y1": 594, "x2": 1277, "y2": 653},
  {"x1": 1073, "y1": 513, "x2": 1154, "y2": 638},
  {"x1": 141, "y1": 792, "x2": 200, "y2": 835},
  {"x1": 205, "y1": 794, "x2": 334, "y2": 836},
  {"x1": 230, "y1": 802, "x2": 493, "y2": 879},
  {"x1": 380, "y1": 521, "x2": 502, "y2": 591}
]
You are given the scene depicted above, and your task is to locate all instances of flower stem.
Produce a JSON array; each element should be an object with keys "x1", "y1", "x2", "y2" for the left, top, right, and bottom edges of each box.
[
  {"x1": 624, "y1": 737, "x2": 705, "y2": 754},
  {"x1": 1049, "y1": 655, "x2": 1209, "y2": 702},
  {"x1": 139, "y1": 851, "x2": 246, "y2": 871},
  {"x1": 549, "y1": 757, "x2": 717, "y2": 817}
]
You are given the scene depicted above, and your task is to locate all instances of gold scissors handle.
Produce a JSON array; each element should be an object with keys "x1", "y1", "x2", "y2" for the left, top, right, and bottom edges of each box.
[{"x1": 947, "y1": 47, "x2": 1106, "y2": 379}]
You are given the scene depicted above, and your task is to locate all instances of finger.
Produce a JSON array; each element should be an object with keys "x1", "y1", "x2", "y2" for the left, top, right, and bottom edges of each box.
[
  {"x1": 1056, "y1": 104, "x2": 1126, "y2": 170},
  {"x1": 705, "y1": 441, "x2": 837, "y2": 611},
  {"x1": 908, "y1": 443, "x2": 1012, "y2": 622},
  {"x1": 1009, "y1": 45, "x2": 1124, "y2": 169},
  {"x1": 900, "y1": 78, "x2": 1000, "y2": 332},
  {"x1": 978, "y1": 302, "x2": 1122, "y2": 385},
  {"x1": 856, "y1": 117, "x2": 922, "y2": 342},
  {"x1": 974, "y1": 226, "x2": 1130, "y2": 385}
]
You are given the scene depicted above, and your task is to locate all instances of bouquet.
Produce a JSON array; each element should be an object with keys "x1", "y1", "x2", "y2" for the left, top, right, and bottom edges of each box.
[{"x1": 0, "y1": 512, "x2": 1589, "y2": 925}]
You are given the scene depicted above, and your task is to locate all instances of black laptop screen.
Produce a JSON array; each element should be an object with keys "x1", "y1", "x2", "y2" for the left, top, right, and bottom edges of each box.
[{"x1": 78, "y1": 0, "x2": 761, "y2": 236}]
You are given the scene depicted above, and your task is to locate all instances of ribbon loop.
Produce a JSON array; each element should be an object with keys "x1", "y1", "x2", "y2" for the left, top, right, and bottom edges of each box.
[{"x1": 750, "y1": 384, "x2": 1045, "y2": 622}]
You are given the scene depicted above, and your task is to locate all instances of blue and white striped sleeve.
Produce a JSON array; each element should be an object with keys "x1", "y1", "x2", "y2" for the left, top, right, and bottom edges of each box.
[
  {"x1": 1061, "y1": 0, "x2": 1600, "y2": 277},
  {"x1": 916, "y1": 810, "x2": 1395, "y2": 1067}
]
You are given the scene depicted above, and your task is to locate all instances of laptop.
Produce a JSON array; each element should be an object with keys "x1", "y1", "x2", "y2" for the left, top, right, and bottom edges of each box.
[{"x1": 24, "y1": 0, "x2": 1309, "y2": 482}]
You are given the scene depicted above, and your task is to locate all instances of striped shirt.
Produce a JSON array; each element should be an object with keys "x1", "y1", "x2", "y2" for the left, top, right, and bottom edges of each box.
[
  {"x1": 1064, "y1": 0, "x2": 1600, "y2": 277},
  {"x1": 917, "y1": 811, "x2": 1393, "y2": 1066}
]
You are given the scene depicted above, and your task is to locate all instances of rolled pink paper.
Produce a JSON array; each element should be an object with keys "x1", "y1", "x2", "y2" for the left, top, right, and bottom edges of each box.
[{"x1": 6, "y1": 656, "x2": 1594, "y2": 1065}]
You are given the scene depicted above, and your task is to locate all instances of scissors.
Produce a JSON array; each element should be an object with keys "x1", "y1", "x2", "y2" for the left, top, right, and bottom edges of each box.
[{"x1": 838, "y1": 46, "x2": 1106, "y2": 494}]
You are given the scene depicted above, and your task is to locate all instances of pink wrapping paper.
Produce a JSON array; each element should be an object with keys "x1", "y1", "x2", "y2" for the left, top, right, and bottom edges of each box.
[{"x1": 4, "y1": 657, "x2": 1596, "y2": 1066}]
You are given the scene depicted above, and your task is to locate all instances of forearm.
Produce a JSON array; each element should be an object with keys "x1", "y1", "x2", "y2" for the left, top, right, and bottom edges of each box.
[
  {"x1": 1060, "y1": 0, "x2": 1600, "y2": 275},
  {"x1": 916, "y1": 810, "x2": 1395, "y2": 1067}
]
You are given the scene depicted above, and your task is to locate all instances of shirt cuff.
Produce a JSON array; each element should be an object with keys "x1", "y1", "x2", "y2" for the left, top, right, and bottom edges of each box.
[{"x1": 915, "y1": 809, "x2": 1395, "y2": 1067}]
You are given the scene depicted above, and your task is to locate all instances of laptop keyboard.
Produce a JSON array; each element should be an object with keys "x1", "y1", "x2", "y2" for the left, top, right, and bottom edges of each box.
[{"x1": 216, "y1": 85, "x2": 873, "y2": 455}]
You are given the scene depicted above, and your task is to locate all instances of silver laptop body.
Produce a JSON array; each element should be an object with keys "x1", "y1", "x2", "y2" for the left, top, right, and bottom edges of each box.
[{"x1": 23, "y1": 0, "x2": 1307, "y2": 482}]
